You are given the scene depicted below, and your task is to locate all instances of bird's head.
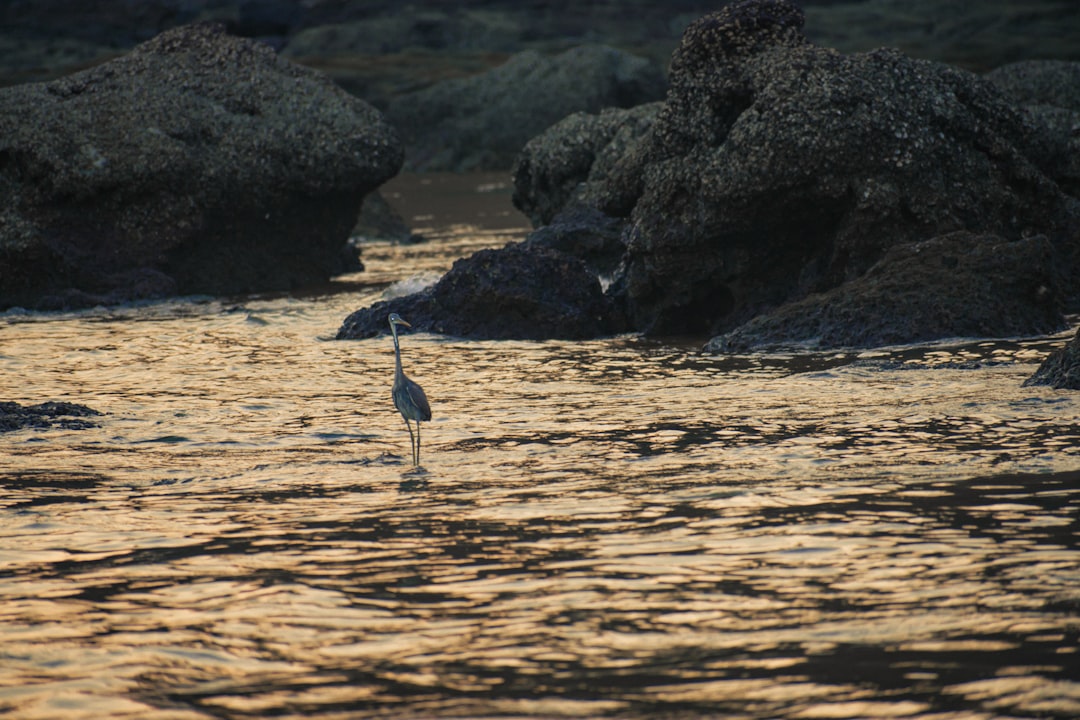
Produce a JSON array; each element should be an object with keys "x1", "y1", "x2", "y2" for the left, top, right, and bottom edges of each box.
[{"x1": 388, "y1": 313, "x2": 412, "y2": 329}]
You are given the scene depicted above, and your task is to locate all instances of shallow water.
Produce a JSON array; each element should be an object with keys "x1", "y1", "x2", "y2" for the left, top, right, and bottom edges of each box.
[{"x1": 2, "y1": 174, "x2": 1079, "y2": 719}]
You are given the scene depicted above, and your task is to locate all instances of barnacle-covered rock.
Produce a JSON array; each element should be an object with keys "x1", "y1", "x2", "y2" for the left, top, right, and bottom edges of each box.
[
  {"x1": 515, "y1": 0, "x2": 1080, "y2": 343},
  {"x1": 0, "y1": 23, "x2": 403, "y2": 310},
  {"x1": 336, "y1": 243, "x2": 624, "y2": 341}
]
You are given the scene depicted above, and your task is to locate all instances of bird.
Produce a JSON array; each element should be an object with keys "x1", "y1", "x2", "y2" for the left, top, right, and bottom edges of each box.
[{"x1": 387, "y1": 313, "x2": 432, "y2": 466}]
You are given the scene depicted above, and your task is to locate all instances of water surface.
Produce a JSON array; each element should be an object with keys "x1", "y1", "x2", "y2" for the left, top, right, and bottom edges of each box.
[{"x1": 2, "y1": 174, "x2": 1078, "y2": 719}]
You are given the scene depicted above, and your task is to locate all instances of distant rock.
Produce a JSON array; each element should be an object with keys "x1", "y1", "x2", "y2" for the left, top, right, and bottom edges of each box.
[
  {"x1": 0, "y1": 23, "x2": 402, "y2": 310},
  {"x1": 705, "y1": 232, "x2": 1064, "y2": 353},
  {"x1": 336, "y1": 243, "x2": 623, "y2": 340},
  {"x1": 513, "y1": 0, "x2": 1080, "y2": 345},
  {"x1": 352, "y1": 191, "x2": 419, "y2": 244},
  {"x1": 0, "y1": 401, "x2": 102, "y2": 432},
  {"x1": 1024, "y1": 328, "x2": 1080, "y2": 390},
  {"x1": 384, "y1": 45, "x2": 666, "y2": 172}
]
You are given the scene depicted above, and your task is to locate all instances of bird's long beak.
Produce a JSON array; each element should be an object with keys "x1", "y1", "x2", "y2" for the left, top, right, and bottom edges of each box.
[{"x1": 396, "y1": 318, "x2": 412, "y2": 329}]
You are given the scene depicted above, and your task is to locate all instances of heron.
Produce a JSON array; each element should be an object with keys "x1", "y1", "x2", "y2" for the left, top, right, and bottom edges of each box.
[{"x1": 388, "y1": 313, "x2": 432, "y2": 466}]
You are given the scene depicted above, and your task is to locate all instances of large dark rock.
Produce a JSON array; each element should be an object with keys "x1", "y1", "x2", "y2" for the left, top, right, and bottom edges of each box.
[
  {"x1": 0, "y1": 22, "x2": 402, "y2": 310},
  {"x1": 705, "y1": 232, "x2": 1064, "y2": 353},
  {"x1": 1024, "y1": 328, "x2": 1080, "y2": 390},
  {"x1": 384, "y1": 45, "x2": 666, "y2": 172},
  {"x1": 514, "y1": 0, "x2": 1080, "y2": 342},
  {"x1": 337, "y1": 243, "x2": 623, "y2": 340}
]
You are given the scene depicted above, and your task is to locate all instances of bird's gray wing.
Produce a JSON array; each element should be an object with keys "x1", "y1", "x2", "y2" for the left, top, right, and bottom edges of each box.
[{"x1": 407, "y1": 379, "x2": 432, "y2": 421}]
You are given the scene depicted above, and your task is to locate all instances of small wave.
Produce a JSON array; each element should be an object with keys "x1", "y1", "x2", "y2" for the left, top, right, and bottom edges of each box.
[{"x1": 382, "y1": 272, "x2": 443, "y2": 299}]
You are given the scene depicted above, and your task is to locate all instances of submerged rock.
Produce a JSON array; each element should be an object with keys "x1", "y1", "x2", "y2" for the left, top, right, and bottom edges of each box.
[
  {"x1": 0, "y1": 22, "x2": 402, "y2": 310},
  {"x1": 706, "y1": 232, "x2": 1064, "y2": 353},
  {"x1": 337, "y1": 243, "x2": 623, "y2": 340},
  {"x1": 0, "y1": 401, "x2": 102, "y2": 432},
  {"x1": 513, "y1": 0, "x2": 1080, "y2": 346},
  {"x1": 1023, "y1": 328, "x2": 1080, "y2": 389},
  {"x1": 385, "y1": 45, "x2": 665, "y2": 172}
]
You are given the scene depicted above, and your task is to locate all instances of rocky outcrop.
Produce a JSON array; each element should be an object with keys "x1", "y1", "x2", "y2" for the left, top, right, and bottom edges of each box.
[
  {"x1": 0, "y1": 23, "x2": 402, "y2": 310},
  {"x1": 336, "y1": 243, "x2": 623, "y2": 340},
  {"x1": 513, "y1": 0, "x2": 1080, "y2": 348},
  {"x1": 384, "y1": 45, "x2": 666, "y2": 172},
  {"x1": 512, "y1": 103, "x2": 661, "y2": 227},
  {"x1": 0, "y1": 401, "x2": 102, "y2": 432},
  {"x1": 521, "y1": 205, "x2": 628, "y2": 278},
  {"x1": 1024, "y1": 328, "x2": 1080, "y2": 390},
  {"x1": 985, "y1": 60, "x2": 1080, "y2": 201},
  {"x1": 985, "y1": 60, "x2": 1080, "y2": 111},
  {"x1": 705, "y1": 232, "x2": 1063, "y2": 353}
]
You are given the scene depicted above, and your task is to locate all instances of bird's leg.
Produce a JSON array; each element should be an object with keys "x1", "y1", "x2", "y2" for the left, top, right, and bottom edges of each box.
[
  {"x1": 416, "y1": 423, "x2": 421, "y2": 466},
  {"x1": 404, "y1": 417, "x2": 416, "y2": 465}
]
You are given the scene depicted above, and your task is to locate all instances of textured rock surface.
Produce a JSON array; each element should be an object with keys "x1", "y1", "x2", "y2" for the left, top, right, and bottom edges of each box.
[
  {"x1": 385, "y1": 45, "x2": 665, "y2": 172},
  {"x1": 512, "y1": 103, "x2": 661, "y2": 227},
  {"x1": 0, "y1": 23, "x2": 402, "y2": 310},
  {"x1": 1024, "y1": 328, "x2": 1080, "y2": 389},
  {"x1": 705, "y1": 232, "x2": 1064, "y2": 353},
  {"x1": 521, "y1": 205, "x2": 628, "y2": 278},
  {"x1": 514, "y1": 0, "x2": 1080, "y2": 342},
  {"x1": 985, "y1": 60, "x2": 1080, "y2": 111},
  {"x1": 621, "y1": 0, "x2": 1077, "y2": 336},
  {"x1": 337, "y1": 243, "x2": 623, "y2": 340},
  {"x1": 985, "y1": 60, "x2": 1080, "y2": 202}
]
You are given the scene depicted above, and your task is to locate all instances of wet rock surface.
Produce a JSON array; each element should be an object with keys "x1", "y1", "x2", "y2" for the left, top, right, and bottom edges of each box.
[
  {"x1": 520, "y1": 206, "x2": 628, "y2": 279},
  {"x1": 0, "y1": 22, "x2": 402, "y2": 310},
  {"x1": 705, "y1": 232, "x2": 1065, "y2": 353},
  {"x1": 1024, "y1": 329, "x2": 1080, "y2": 390},
  {"x1": 0, "y1": 401, "x2": 102, "y2": 432},
  {"x1": 337, "y1": 243, "x2": 623, "y2": 341}
]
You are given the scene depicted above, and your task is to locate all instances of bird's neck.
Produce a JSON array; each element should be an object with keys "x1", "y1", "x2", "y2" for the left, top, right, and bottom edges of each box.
[{"x1": 391, "y1": 326, "x2": 404, "y2": 376}]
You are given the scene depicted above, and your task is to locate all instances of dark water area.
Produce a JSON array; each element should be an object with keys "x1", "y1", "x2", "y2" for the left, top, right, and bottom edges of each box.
[{"x1": 2, "y1": 174, "x2": 1079, "y2": 718}]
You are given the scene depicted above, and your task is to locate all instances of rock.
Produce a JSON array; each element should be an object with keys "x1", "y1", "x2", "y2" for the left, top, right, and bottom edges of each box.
[
  {"x1": 0, "y1": 22, "x2": 403, "y2": 310},
  {"x1": 352, "y1": 191, "x2": 419, "y2": 244},
  {"x1": 802, "y1": 1, "x2": 1080, "y2": 72},
  {"x1": 1024, "y1": 328, "x2": 1080, "y2": 389},
  {"x1": 384, "y1": 45, "x2": 666, "y2": 172},
  {"x1": 521, "y1": 205, "x2": 627, "y2": 278},
  {"x1": 705, "y1": 232, "x2": 1065, "y2": 353},
  {"x1": 985, "y1": 60, "x2": 1080, "y2": 202},
  {"x1": 0, "y1": 401, "x2": 102, "y2": 432},
  {"x1": 985, "y1": 60, "x2": 1080, "y2": 111},
  {"x1": 336, "y1": 242, "x2": 623, "y2": 340},
  {"x1": 516, "y1": 0, "x2": 1080, "y2": 339},
  {"x1": 512, "y1": 103, "x2": 662, "y2": 227}
]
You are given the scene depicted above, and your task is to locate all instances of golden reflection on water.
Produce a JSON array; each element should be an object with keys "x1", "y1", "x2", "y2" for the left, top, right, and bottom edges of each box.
[{"x1": 2, "y1": 222, "x2": 1080, "y2": 718}]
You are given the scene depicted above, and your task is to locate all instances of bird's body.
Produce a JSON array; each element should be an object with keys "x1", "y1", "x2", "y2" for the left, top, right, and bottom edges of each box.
[{"x1": 388, "y1": 313, "x2": 431, "y2": 466}]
